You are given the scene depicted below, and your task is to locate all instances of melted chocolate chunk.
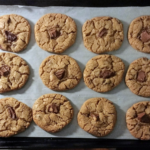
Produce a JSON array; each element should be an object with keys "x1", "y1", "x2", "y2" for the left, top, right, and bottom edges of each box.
[
  {"x1": 137, "y1": 70, "x2": 146, "y2": 82},
  {"x1": 48, "y1": 103, "x2": 59, "y2": 113},
  {"x1": 100, "y1": 70, "x2": 114, "y2": 79},
  {"x1": 5, "y1": 31, "x2": 17, "y2": 42},
  {"x1": 138, "y1": 112, "x2": 150, "y2": 123},
  {"x1": 7, "y1": 107, "x2": 16, "y2": 119},
  {"x1": 90, "y1": 113, "x2": 99, "y2": 121},
  {"x1": 97, "y1": 29, "x2": 107, "y2": 37},
  {"x1": 0, "y1": 65, "x2": 10, "y2": 76},
  {"x1": 55, "y1": 69, "x2": 65, "y2": 80},
  {"x1": 48, "y1": 28, "x2": 60, "y2": 39},
  {"x1": 140, "y1": 30, "x2": 150, "y2": 42}
]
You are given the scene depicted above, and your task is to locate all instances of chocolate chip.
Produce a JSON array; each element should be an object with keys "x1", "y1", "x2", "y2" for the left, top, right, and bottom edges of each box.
[
  {"x1": 140, "y1": 30, "x2": 150, "y2": 42},
  {"x1": 5, "y1": 31, "x2": 17, "y2": 42},
  {"x1": 55, "y1": 69, "x2": 65, "y2": 80},
  {"x1": 7, "y1": 107, "x2": 16, "y2": 119},
  {"x1": 90, "y1": 113, "x2": 99, "y2": 121},
  {"x1": 100, "y1": 70, "x2": 114, "y2": 79},
  {"x1": 48, "y1": 28, "x2": 60, "y2": 39},
  {"x1": 0, "y1": 65, "x2": 10, "y2": 76},
  {"x1": 138, "y1": 112, "x2": 150, "y2": 123},
  {"x1": 137, "y1": 70, "x2": 146, "y2": 82},
  {"x1": 48, "y1": 103, "x2": 59, "y2": 113},
  {"x1": 97, "y1": 28, "x2": 107, "y2": 37}
]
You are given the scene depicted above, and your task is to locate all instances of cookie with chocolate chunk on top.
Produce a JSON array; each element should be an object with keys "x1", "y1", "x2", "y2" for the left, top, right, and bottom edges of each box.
[
  {"x1": 83, "y1": 54, "x2": 125, "y2": 92},
  {"x1": 77, "y1": 97, "x2": 117, "y2": 137},
  {"x1": 0, "y1": 52, "x2": 29, "y2": 93},
  {"x1": 82, "y1": 16, "x2": 124, "y2": 54},
  {"x1": 34, "y1": 13, "x2": 77, "y2": 53},
  {"x1": 125, "y1": 57, "x2": 150, "y2": 97},
  {"x1": 33, "y1": 94, "x2": 74, "y2": 133},
  {"x1": 0, "y1": 97, "x2": 32, "y2": 137},
  {"x1": 128, "y1": 16, "x2": 150, "y2": 53},
  {"x1": 39, "y1": 55, "x2": 82, "y2": 91},
  {"x1": 0, "y1": 14, "x2": 30, "y2": 52},
  {"x1": 126, "y1": 101, "x2": 150, "y2": 140}
]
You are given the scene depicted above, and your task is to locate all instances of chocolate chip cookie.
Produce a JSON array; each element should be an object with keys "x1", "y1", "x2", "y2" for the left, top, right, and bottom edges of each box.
[
  {"x1": 83, "y1": 54, "x2": 125, "y2": 92},
  {"x1": 0, "y1": 97, "x2": 32, "y2": 137},
  {"x1": 0, "y1": 14, "x2": 31, "y2": 52},
  {"x1": 125, "y1": 57, "x2": 150, "y2": 97},
  {"x1": 35, "y1": 13, "x2": 77, "y2": 53},
  {"x1": 128, "y1": 16, "x2": 150, "y2": 53},
  {"x1": 126, "y1": 101, "x2": 150, "y2": 140},
  {"x1": 39, "y1": 55, "x2": 82, "y2": 91},
  {"x1": 0, "y1": 52, "x2": 29, "y2": 93},
  {"x1": 82, "y1": 16, "x2": 124, "y2": 54},
  {"x1": 33, "y1": 94, "x2": 73, "y2": 133},
  {"x1": 78, "y1": 97, "x2": 117, "y2": 137}
]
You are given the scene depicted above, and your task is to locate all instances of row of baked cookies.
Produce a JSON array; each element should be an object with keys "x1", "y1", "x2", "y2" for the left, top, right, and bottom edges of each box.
[
  {"x1": 1, "y1": 95, "x2": 149, "y2": 140},
  {"x1": 0, "y1": 14, "x2": 149, "y2": 54},
  {"x1": 84, "y1": 55, "x2": 150, "y2": 98},
  {"x1": 0, "y1": 52, "x2": 149, "y2": 98}
]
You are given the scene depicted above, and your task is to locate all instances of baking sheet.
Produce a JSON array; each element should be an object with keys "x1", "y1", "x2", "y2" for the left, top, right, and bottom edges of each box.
[{"x1": 0, "y1": 5, "x2": 150, "y2": 139}]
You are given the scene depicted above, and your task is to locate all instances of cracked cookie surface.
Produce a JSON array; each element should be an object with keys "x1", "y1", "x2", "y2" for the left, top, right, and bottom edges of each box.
[
  {"x1": 126, "y1": 101, "x2": 150, "y2": 140},
  {"x1": 0, "y1": 14, "x2": 30, "y2": 52},
  {"x1": 82, "y1": 16, "x2": 124, "y2": 54},
  {"x1": 35, "y1": 13, "x2": 77, "y2": 53},
  {"x1": 128, "y1": 16, "x2": 150, "y2": 53},
  {"x1": 77, "y1": 97, "x2": 116, "y2": 137},
  {"x1": 0, "y1": 52, "x2": 29, "y2": 93},
  {"x1": 125, "y1": 57, "x2": 150, "y2": 97},
  {"x1": 39, "y1": 55, "x2": 82, "y2": 91},
  {"x1": 83, "y1": 55, "x2": 125, "y2": 92},
  {"x1": 0, "y1": 97, "x2": 32, "y2": 137},
  {"x1": 33, "y1": 94, "x2": 73, "y2": 133}
]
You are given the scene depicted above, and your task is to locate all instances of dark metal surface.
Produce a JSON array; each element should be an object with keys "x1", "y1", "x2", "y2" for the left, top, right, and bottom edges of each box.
[
  {"x1": 0, "y1": 137, "x2": 150, "y2": 148},
  {"x1": 0, "y1": 0, "x2": 150, "y2": 149},
  {"x1": 0, "y1": 0, "x2": 149, "y2": 7}
]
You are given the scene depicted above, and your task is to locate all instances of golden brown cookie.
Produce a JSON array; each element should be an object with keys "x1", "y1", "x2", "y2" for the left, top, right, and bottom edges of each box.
[
  {"x1": 0, "y1": 97, "x2": 32, "y2": 137},
  {"x1": 77, "y1": 97, "x2": 117, "y2": 137},
  {"x1": 125, "y1": 57, "x2": 150, "y2": 97},
  {"x1": 82, "y1": 16, "x2": 124, "y2": 54},
  {"x1": 33, "y1": 93, "x2": 73, "y2": 133},
  {"x1": 0, "y1": 52, "x2": 29, "y2": 93},
  {"x1": 35, "y1": 13, "x2": 77, "y2": 53},
  {"x1": 128, "y1": 16, "x2": 150, "y2": 53},
  {"x1": 39, "y1": 55, "x2": 82, "y2": 91},
  {"x1": 0, "y1": 14, "x2": 31, "y2": 52},
  {"x1": 126, "y1": 101, "x2": 150, "y2": 140},
  {"x1": 83, "y1": 54, "x2": 125, "y2": 92}
]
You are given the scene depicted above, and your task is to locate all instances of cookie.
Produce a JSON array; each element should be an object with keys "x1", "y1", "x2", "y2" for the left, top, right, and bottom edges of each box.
[
  {"x1": 33, "y1": 93, "x2": 73, "y2": 133},
  {"x1": 125, "y1": 57, "x2": 150, "y2": 97},
  {"x1": 0, "y1": 52, "x2": 29, "y2": 93},
  {"x1": 0, "y1": 97, "x2": 32, "y2": 137},
  {"x1": 126, "y1": 101, "x2": 150, "y2": 140},
  {"x1": 83, "y1": 54, "x2": 125, "y2": 92},
  {"x1": 77, "y1": 97, "x2": 117, "y2": 137},
  {"x1": 35, "y1": 13, "x2": 77, "y2": 53},
  {"x1": 82, "y1": 16, "x2": 124, "y2": 54},
  {"x1": 39, "y1": 55, "x2": 82, "y2": 91},
  {"x1": 128, "y1": 16, "x2": 150, "y2": 53},
  {"x1": 0, "y1": 14, "x2": 30, "y2": 52}
]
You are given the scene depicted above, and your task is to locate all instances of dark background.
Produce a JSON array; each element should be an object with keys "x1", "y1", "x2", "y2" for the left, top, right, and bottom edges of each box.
[
  {"x1": 0, "y1": 0, "x2": 149, "y2": 7},
  {"x1": 0, "y1": 0, "x2": 150, "y2": 149}
]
